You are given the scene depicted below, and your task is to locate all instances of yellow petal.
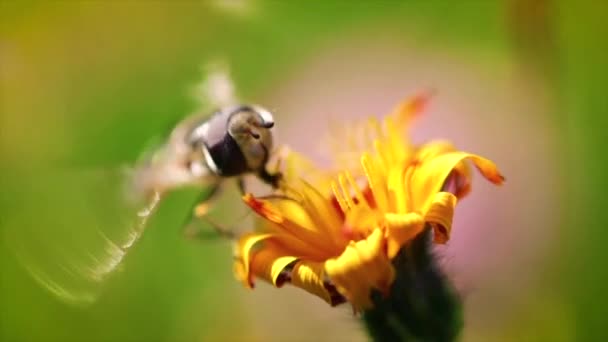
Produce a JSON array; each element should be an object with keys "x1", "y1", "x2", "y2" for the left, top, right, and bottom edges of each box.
[
  {"x1": 325, "y1": 229, "x2": 395, "y2": 310},
  {"x1": 331, "y1": 180, "x2": 349, "y2": 213},
  {"x1": 384, "y1": 212, "x2": 425, "y2": 258},
  {"x1": 368, "y1": 116, "x2": 384, "y2": 142},
  {"x1": 283, "y1": 149, "x2": 318, "y2": 184},
  {"x1": 409, "y1": 151, "x2": 504, "y2": 212},
  {"x1": 233, "y1": 260, "x2": 247, "y2": 287},
  {"x1": 384, "y1": 115, "x2": 407, "y2": 163},
  {"x1": 374, "y1": 139, "x2": 393, "y2": 169},
  {"x1": 337, "y1": 173, "x2": 356, "y2": 210},
  {"x1": 335, "y1": 171, "x2": 383, "y2": 240},
  {"x1": 387, "y1": 165, "x2": 407, "y2": 213},
  {"x1": 298, "y1": 180, "x2": 347, "y2": 250},
  {"x1": 249, "y1": 240, "x2": 298, "y2": 287},
  {"x1": 280, "y1": 149, "x2": 336, "y2": 200},
  {"x1": 361, "y1": 153, "x2": 389, "y2": 212},
  {"x1": 415, "y1": 141, "x2": 473, "y2": 199},
  {"x1": 424, "y1": 192, "x2": 457, "y2": 244},
  {"x1": 290, "y1": 261, "x2": 334, "y2": 306},
  {"x1": 344, "y1": 171, "x2": 369, "y2": 209},
  {"x1": 344, "y1": 205, "x2": 382, "y2": 241},
  {"x1": 444, "y1": 161, "x2": 473, "y2": 199},
  {"x1": 270, "y1": 233, "x2": 330, "y2": 261},
  {"x1": 364, "y1": 116, "x2": 380, "y2": 149},
  {"x1": 234, "y1": 233, "x2": 273, "y2": 288},
  {"x1": 243, "y1": 194, "x2": 339, "y2": 257},
  {"x1": 415, "y1": 140, "x2": 456, "y2": 160}
]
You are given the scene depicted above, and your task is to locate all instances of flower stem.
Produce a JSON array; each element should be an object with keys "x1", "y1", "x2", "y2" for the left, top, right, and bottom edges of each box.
[{"x1": 362, "y1": 228, "x2": 462, "y2": 342}]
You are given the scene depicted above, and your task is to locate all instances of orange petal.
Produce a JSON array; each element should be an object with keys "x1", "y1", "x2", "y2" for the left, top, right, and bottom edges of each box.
[
  {"x1": 325, "y1": 229, "x2": 395, "y2": 310},
  {"x1": 384, "y1": 212, "x2": 425, "y2": 258},
  {"x1": 390, "y1": 91, "x2": 433, "y2": 130},
  {"x1": 242, "y1": 193, "x2": 283, "y2": 223}
]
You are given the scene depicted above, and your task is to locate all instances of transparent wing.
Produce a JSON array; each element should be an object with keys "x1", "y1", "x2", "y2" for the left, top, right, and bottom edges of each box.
[
  {"x1": 3, "y1": 168, "x2": 164, "y2": 306},
  {"x1": 190, "y1": 60, "x2": 239, "y2": 113},
  {"x1": 4, "y1": 61, "x2": 243, "y2": 306}
]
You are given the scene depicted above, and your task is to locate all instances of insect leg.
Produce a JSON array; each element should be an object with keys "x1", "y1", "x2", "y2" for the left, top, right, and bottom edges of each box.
[
  {"x1": 258, "y1": 167, "x2": 283, "y2": 189},
  {"x1": 191, "y1": 215, "x2": 236, "y2": 240},
  {"x1": 236, "y1": 177, "x2": 246, "y2": 194},
  {"x1": 181, "y1": 183, "x2": 223, "y2": 239},
  {"x1": 258, "y1": 146, "x2": 287, "y2": 189}
]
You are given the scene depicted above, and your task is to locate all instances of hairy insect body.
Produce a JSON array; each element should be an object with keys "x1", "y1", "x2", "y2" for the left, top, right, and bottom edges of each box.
[{"x1": 134, "y1": 105, "x2": 280, "y2": 207}]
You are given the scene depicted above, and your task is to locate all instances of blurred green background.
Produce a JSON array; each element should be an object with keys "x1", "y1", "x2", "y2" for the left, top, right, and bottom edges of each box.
[{"x1": 1, "y1": 1, "x2": 606, "y2": 341}]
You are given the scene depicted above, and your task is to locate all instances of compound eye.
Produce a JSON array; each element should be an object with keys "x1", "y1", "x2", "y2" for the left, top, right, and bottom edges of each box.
[{"x1": 261, "y1": 121, "x2": 274, "y2": 129}]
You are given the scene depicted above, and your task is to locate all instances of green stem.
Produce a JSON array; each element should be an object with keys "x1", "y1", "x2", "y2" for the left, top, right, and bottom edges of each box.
[{"x1": 362, "y1": 228, "x2": 462, "y2": 342}]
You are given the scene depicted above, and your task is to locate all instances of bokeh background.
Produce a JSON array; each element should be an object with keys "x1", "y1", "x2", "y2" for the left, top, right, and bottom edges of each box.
[{"x1": 1, "y1": 1, "x2": 606, "y2": 341}]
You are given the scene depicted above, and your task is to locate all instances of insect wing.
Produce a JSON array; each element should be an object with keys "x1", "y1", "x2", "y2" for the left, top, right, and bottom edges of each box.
[
  {"x1": 5, "y1": 168, "x2": 160, "y2": 306},
  {"x1": 4, "y1": 61, "x2": 244, "y2": 306}
]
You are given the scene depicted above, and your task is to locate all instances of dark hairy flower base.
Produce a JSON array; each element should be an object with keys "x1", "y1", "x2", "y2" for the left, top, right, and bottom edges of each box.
[{"x1": 362, "y1": 228, "x2": 462, "y2": 342}]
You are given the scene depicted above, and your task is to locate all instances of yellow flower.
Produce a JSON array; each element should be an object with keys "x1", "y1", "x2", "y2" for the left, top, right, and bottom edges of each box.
[{"x1": 233, "y1": 94, "x2": 504, "y2": 310}]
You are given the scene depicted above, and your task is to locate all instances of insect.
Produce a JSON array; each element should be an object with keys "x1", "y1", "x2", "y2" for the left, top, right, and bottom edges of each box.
[
  {"x1": 132, "y1": 103, "x2": 283, "y2": 237},
  {"x1": 10, "y1": 63, "x2": 285, "y2": 305}
]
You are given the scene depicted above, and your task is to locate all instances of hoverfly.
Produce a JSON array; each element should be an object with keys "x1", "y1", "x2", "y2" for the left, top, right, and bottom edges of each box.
[
  {"x1": 10, "y1": 63, "x2": 283, "y2": 305},
  {"x1": 131, "y1": 102, "x2": 282, "y2": 239}
]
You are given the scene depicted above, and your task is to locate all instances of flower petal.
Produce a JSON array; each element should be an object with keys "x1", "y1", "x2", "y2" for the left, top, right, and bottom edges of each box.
[
  {"x1": 390, "y1": 91, "x2": 432, "y2": 130},
  {"x1": 385, "y1": 116, "x2": 408, "y2": 163},
  {"x1": 361, "y1": 153, "x2": 389, "y2": 212},
  {"x1": 409, "y1": 151, "x2": 504, "y2": 212},
  {"x1": 249, "y1": 240, "x2": 298, "y2": 287},
  {"x1": 415, "y1": 140, "x2": 455, "y2": 160},
  {"x1": 325, "y1": 229, "x2": 395, "y2": 310},
  {"x1": 242, "y1": 193, "x2": 282, "y2": 223},
  {"x1": 333, "y1": 171, "x2": 383, "y2": 240},
  {"x1": 387, "y1": 165, "x2": 408, "y2": 213},
  {"x1": 415, "y1": 141, "x2": 473, "y2": 199},
  {"x1": 343, "y1": 205, "x2": 382, "y2": 241},
  {"x1": 234, "y1": 233, "x2": 273, "y2": 288},
  {"x1": 298, "y1": 180, "x2": 347, "y2": 250},
  {"x1": 374, "y1": 139, "x2": 393, "y2": 169},
  {"x1": 290, "y1": 261, "x2": 334, "y2": 305},
  {"x1": 235, "y1": 97, "x2": 504, "y2": 310},
  {"x1": 384, "y1": 212, "x2": 425, "y2": 258},
  {"x1": 243, "y1": 194, "x2": 339, "y2": 257},
  {"x1": 424, "y1": 192, "x2": 457, "y2": 244},
  {"x1": 283, "y1": 149, "x2": 334, "y2": 192}
]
